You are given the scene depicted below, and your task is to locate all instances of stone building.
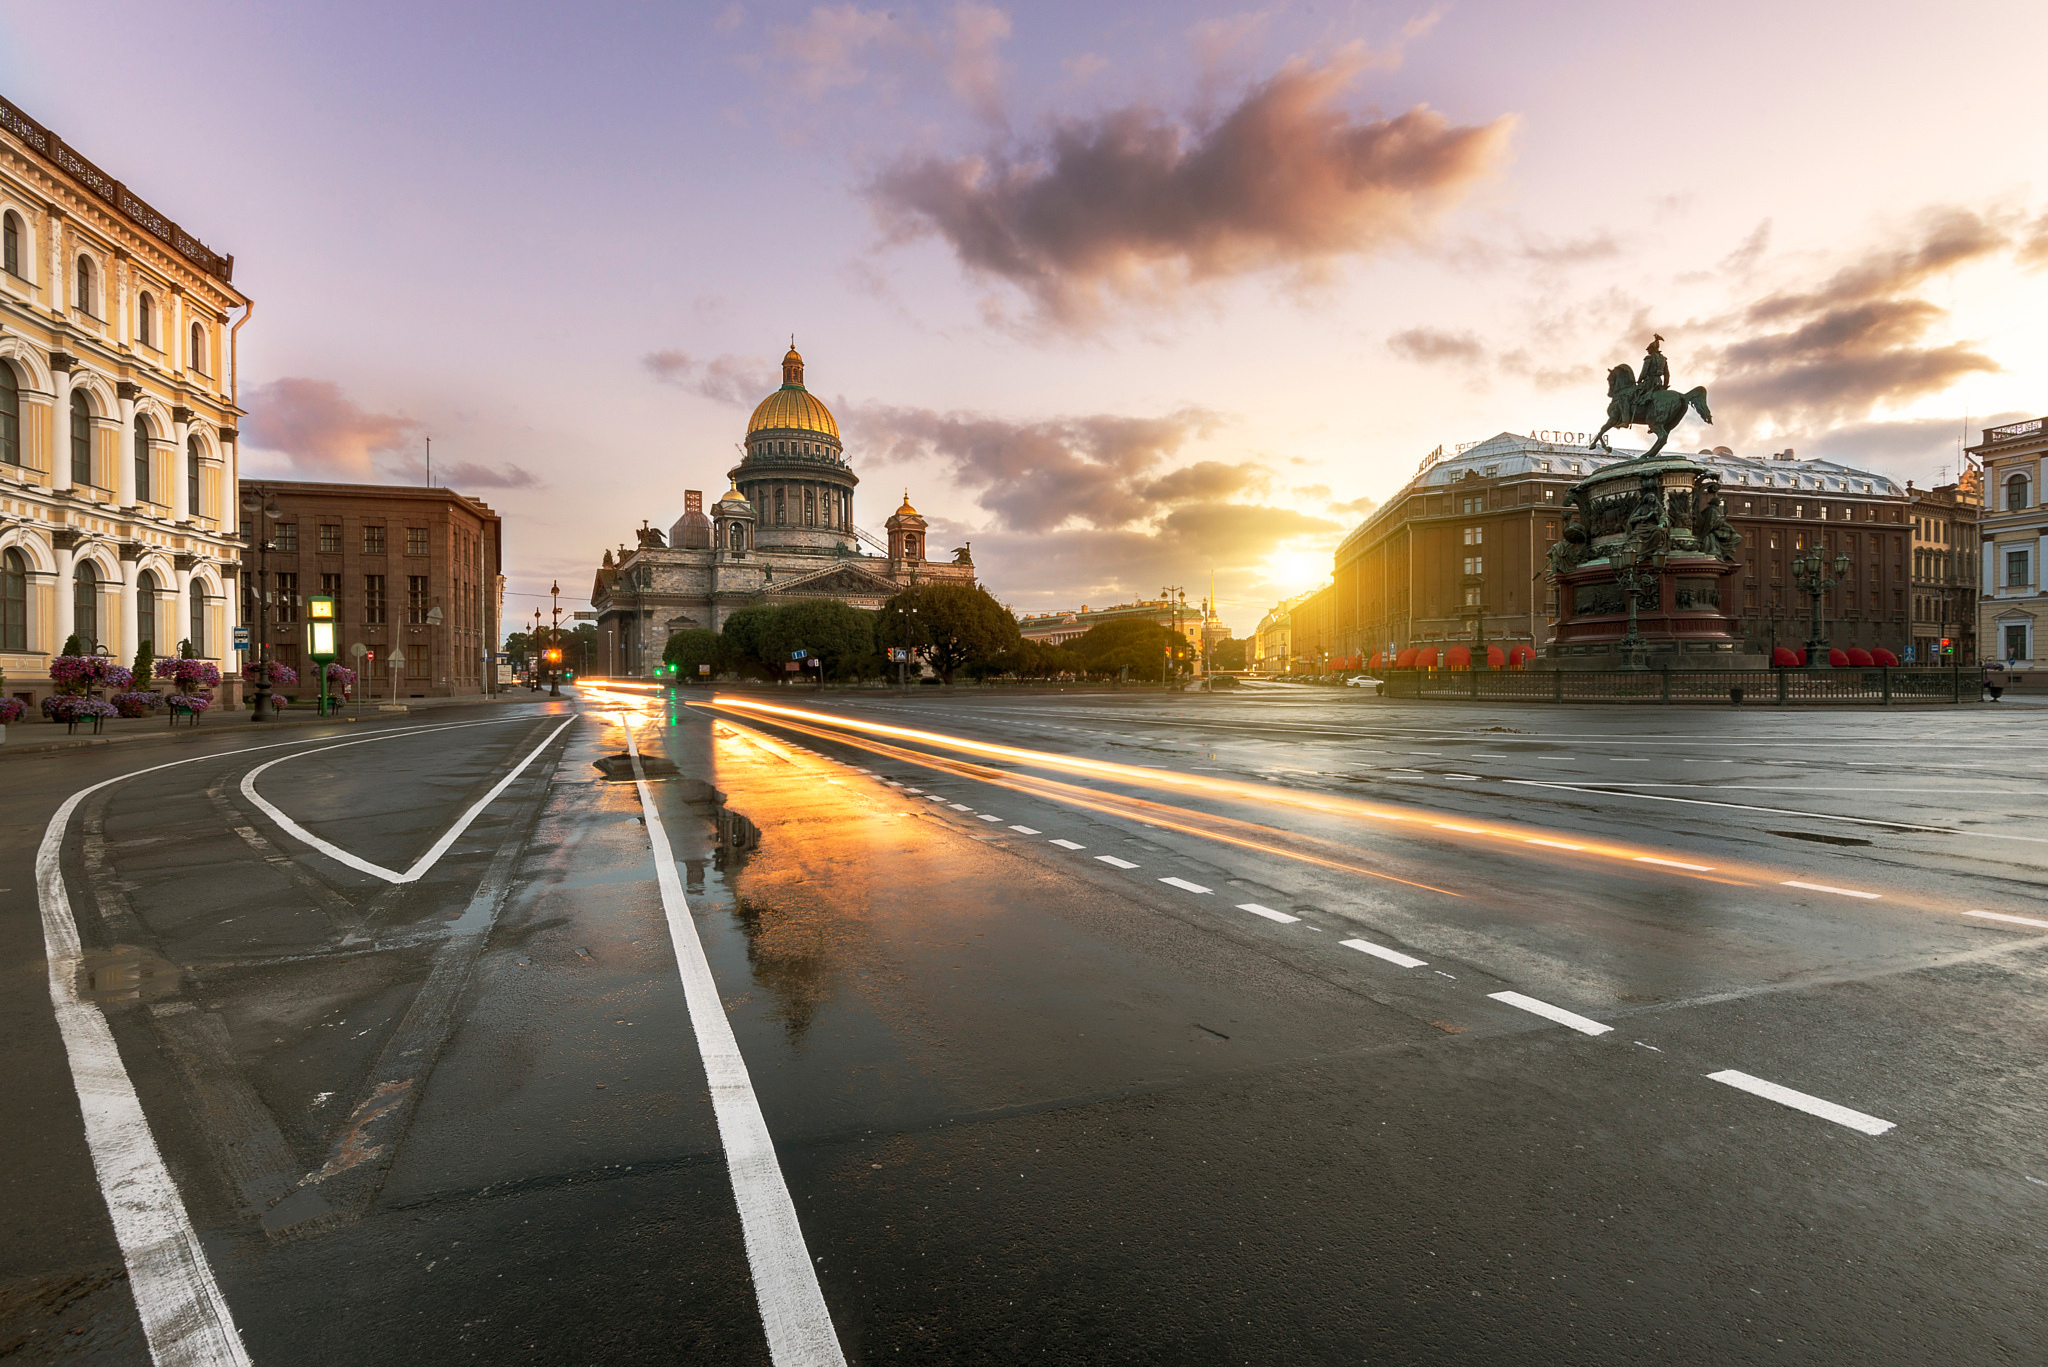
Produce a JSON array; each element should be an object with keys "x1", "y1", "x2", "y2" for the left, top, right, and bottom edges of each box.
[
  {"x1": 590, "y1": 345, "x2": 975, "y2": 676},
  {"x1": 1018, "y1": 597, "x2": 1223, "y2": 649},
  {"x1": 1303, "y1": 433, "x2": 1917, "y2": 666},
  {"x1": 1905, "y1": 469, "x2": 1981, "y2": 664},
  {"x1": 235, "y1": 480, "x2": 503, "y2": 699},
  {"x1": 0, "y1": 94, "x2": 249, "y2": 711},
  {"x1": 1972, "y1": 416, "x2": 2047, "y2": 665}
]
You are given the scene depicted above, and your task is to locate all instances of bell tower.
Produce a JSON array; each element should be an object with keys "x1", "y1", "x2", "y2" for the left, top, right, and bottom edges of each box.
[{"x1": 886, "y1": 490, "x2": 927, "y2": 562}]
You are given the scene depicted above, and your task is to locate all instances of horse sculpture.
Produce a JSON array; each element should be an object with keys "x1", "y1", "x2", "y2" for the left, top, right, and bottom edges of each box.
[{"x1": 1588, "y1": 364, "x2": 1712, "y2": 460}]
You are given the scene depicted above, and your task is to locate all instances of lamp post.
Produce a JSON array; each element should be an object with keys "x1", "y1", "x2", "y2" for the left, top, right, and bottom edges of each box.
[
  {"x1": 531, "y1": 607, "x2": 543, "y2": 690},
  {"x1": 1612, "y1": 545, "x2": 1662, "y2": 672},
  {"x1": 238, "y1": 489, "x2": 282, "y2": 720},
  {"x1": 1793, "y1": 548, "x2": 1852, "y2": 669},
  {"x1": 549, "y1": 580, "x2": 562, "y2": 697}
]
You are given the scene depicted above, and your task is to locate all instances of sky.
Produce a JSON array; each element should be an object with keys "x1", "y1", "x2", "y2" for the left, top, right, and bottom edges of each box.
[{"x1": 6, "y1": 1, "x2": 2046, "y2": 635}]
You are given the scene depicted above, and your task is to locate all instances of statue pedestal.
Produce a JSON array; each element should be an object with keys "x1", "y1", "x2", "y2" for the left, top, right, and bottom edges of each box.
[{"x1": 1545, "y1": 554, "x2": 1761, "y2": 671}]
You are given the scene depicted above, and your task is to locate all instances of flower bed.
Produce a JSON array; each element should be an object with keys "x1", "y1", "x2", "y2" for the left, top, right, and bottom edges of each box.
[
  {"x1": 325, "y1": 663, "x2": 357, "y2": 698},
  {"x1": 0, "y1": 697, "x2": 25, "y2": 724},
  {"x1": 242, "y1": 661, "x2": 298, "y2": 686},
  {"x1": 43, "y1": 695, "x2": 119, "y2": 725},
  {"x1": 111, "y1": 690, "x2": 163, "y2": 718}
]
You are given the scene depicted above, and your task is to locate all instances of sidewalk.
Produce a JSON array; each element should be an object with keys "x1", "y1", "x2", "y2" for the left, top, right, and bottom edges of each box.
[{"x1": 0, "y1": 689, "x2": 568, "y2": 764}]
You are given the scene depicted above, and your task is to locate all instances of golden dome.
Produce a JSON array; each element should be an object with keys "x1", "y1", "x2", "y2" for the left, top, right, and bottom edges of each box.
[
  {"x1": 892, "y1": 489, "x2": 922, "y2": 518},
  {"x1": 718, "y1": 478, "x2": 749, "y2": 503},
  {"x1": 745, "y1": 344, "x2": 841, "y2": 440}
]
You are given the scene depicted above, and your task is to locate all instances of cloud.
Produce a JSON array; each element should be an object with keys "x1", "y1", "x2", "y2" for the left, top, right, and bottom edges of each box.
[
  {"x1": 1141, "y1": 459, "x2": 1269, "y2": 503},
  {"x1": 866, "y1": 48, "x2": 1513, "y2": 324},
  {"x1": 2019, "y1": 212, "x2": 2048, "y2": 269},
  {"x1": 386, "y1": 457, "x2": 540, "y2": 490},
  {"x1": 642, "y1": 349, "x2": 765, "y2": 406},
  {"x1": 242, "y1": 378, "x2": 422, "y2": 479},
  {"x1": 1703, "y1": 209, "x2": 2008, "y2": 432},
  {"x1": 1332, "y1": 494, "x2": 1380, "y2": 517},
  {"x1": 1388, "y1": 326, "x2": 1483, "y2": 364},
  {"x1": 942, "y1": 3, "x2": 1010, "y2": 126},
  {"x1": 762, "y1": 4, "x2": 902, "y2": 98},
  {"x1": 752, "y1": 3, "x2": 1009, "y2": 122}
]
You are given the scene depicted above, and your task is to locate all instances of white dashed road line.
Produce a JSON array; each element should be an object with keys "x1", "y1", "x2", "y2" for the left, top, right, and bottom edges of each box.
[
  {"x1": 1781, "y1": 880, "x2": 1880, "y2": 899},
  {"x1": 1966, "y1": 909, "x2": 2048, "y2": 930},
  {"x1": 1096, "y1": 856, "x2": 1141, "y2": 870},
  {"x1": 1238, "y1": 903, "x2": 1299, "y2": 923},
  {"x1": 1008, "y1": 825, "x2": 1041, "y2": 835},
  {"x1": 1341, "y1": 938, "x2": 1427, "y2": 969},
  {"x1": 949, "y1": 803, "x2": 972, "y2": 811},
  {"x1": 1706, "y1": 1070, "x2": 1894, "y2": 1136},
  {"x1": 1525, "y1": 838, "x2": 1586, "y2": 851},
  {"x1": 1050, "y1": 839, "x2": 1086, "y2": 850},
  {"x1": 976, "y1": 813, "x2": 1002, "y2": 823},
  {"x1": 1487, "y1": 991, "x2": 1613, "y2": 1036},
  {"x1": 1159, "y1": 877, "x2": 1211, "y2": 894}
]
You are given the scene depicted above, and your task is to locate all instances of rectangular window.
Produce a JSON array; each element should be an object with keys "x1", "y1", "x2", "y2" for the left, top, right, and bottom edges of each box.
[
  {"x1": 274, "y1": 572, "x2": 300, "y2": 623},
  {"x1": 274, "y1": 523, "x2": 298, "y2": 552},
  {"x1": 805, "y1": 487, "x2": 817, "y2": 526},
  {"x1": 2007, "y1": 625, "x2": 2029, "y2": 660},
  {"x1": 319, "y1": 524, "x2": 341, "y2": 553},
  {"x1": 408, "y1": 575, "x2": 430, "y2": 624},
  {"x1": 406, "y1": 646, "x2": 430, "y2": 680},
  {"x1": 1462, "y1": 527, "x2": 1482, "y2": 546},
  {"x1": 363, "y1": 525, "x2": 386, "y2": 555},
  {"x1": 2007, "y1": 549, "x2": 2031, "y2": 588},
  {"x1": 1463, "y1": 587, "x2": 1482, "y2": 606},
  {"x1": 1462, "y1": 556, "x2": 1483, "y2": 575},
  {"x1": 406, "y1": 527, "x2": 429, "y2": 556},
  {"x1": 321, "y1": 572, "x2": 342, "y2": 599},
  {"x1": 364, "y1": 575, "x2": 386, "y2": 625}
]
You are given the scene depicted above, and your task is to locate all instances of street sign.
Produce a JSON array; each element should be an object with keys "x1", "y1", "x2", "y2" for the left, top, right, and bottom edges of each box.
[
  {"x1": 390, "y1": 647, "x2": 407, "y2": 664},
  {"x1": 350, "y1": 642, "x2": 368, "y2": 658},
  {"x1": 790, "y1": 649, "x2": 808, "y2": 660},
  {"x1": 233, "y1": 625, "x2": 250, "y2": 653},
  {"x1": 888, "y1": 647, "x2": 909, "y2": 662},
  {"x1": 698, "y1": 664, "x2": 711, "y2": 676},
  {"x1": 1904, "y1": 646, "x2": 1917, "y2": 662}
]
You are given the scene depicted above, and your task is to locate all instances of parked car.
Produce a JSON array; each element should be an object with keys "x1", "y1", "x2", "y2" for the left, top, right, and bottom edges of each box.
[{"x1": 1343, "y1": 674, "x2": 1383, "y2": 688}]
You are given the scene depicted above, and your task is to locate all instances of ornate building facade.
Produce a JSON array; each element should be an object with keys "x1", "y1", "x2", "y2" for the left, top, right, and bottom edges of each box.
[
  {"x1": 1972, "y1": 415, "x2": 2046, "y2": 666},
  {"x1": 0, "y1": 94, "x2": 249, "y2": 710},
  {"x1": 590, "y1": 346, "x2": 975, "y2": 676}
]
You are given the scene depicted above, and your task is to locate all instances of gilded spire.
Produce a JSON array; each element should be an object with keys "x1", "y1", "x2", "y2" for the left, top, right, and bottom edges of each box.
[{"x1": 782, "y1": 340, "x2": 804, "y2": 388}]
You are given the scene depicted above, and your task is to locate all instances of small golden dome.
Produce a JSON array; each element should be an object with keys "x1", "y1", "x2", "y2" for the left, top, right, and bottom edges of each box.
[
  {"x1": 717, "y1": 478, "x2": 749, "y2": 504},
  {"x1": 894, "y1": 489, "x2": 920, "y2": 517},
  {"x1": 746, "y1": 343, "x2": 841, "y2": 440}
]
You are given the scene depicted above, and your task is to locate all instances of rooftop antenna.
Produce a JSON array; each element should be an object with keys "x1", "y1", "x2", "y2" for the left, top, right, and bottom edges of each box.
[{"x1": 425, "y1": 435, "x2": 431, "y2": 488}]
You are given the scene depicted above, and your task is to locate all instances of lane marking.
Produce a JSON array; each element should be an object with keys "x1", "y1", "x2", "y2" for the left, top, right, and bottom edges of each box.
[
  {"x1": 948, "y1": 803, "x2": 972, "y2": 811},
  {"x1": 1096, "y1": 855, "x2": 1140, "y2": 869},
  {"x1": 29, "y1": 713, "x2": 557, "y2": 1367},
  {"x1": 623, "y1": 721, "x2": 847, "y2": 1365},
  {"x1": 1444, "y1": 775, "x2": 1480, "y2": 782},
  {"x1": 1159, "y1": 877, "x2": 1211, "y2": 894},
  {"x1": 240, "y1": 717, "x2": 576, "y2": 883},
  {"x1": 1239, "y1": 903, "x2": 1299, "y2": 923},
  {"x1": 1487, "y1": 991, "x2": 1613, "y2": 1036},
  {"x1": 1966, "y1": 909, "x2": 2048, "y2": 930},
  {"x1": 1634, "y1": 856, "x2": 1713, "y2": 872},
  {"x1": 924, "y1": 795, "x2": 946, "y2": 802},
  {"x1": 1049, "y1": 839, "x2": 1086, "y2": 850},
  {"x1": 1525, "y1": 838, "x2": 1586, "y2": 850},
  {"x1": 976, "y1": 813, "x2": 1002, "y2": 822},
  {"x1": 1501, "y1": 778, "x2": 2048, "y2": 842},
  {"x1": 1008, "y1": 825, "x2": 1041, "y2": 834},
  {"x1": 1706, "y1": 1069, "x2": 1894, "y2": 1136},
  {"x1": 1781, "y1": 880, "x2": 1880, "y2": 900},
  {"x1": 1341, "y1": 938, "x2": 1427, "y2": 969}
]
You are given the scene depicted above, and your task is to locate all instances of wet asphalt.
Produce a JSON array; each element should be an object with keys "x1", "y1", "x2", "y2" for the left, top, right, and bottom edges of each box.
[{"x1": 3, "y1": 685, "x2": 2045, "y2": 1365}]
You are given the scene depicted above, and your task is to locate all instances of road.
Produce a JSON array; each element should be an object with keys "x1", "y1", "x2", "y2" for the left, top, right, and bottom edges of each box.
[{"x1": 4, "y1": 685, "x2": 2045, "y2": 1365}]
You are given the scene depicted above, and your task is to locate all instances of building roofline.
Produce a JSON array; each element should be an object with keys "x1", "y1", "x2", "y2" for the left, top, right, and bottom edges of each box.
[{"x1": 237, "y1": 478, "x2": 500, "y2": 517}]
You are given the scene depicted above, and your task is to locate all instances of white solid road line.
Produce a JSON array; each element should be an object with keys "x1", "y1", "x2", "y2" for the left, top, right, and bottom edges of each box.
[
  {"x1": 1966, "y1": 909, "x2": 2048, "y2": 930},
  {"x1": 1782, "y1": 880, "x2": 1881, "y2": 899},
  {"x1": 1434, "y1": 823, "x2": 1486, "y2": 833},
  {"x1": 1487, "y1": 991, "x2": 1614, "y2": 1036},
  {"x1": 240, "y1": 717, "x2": 576, "y2": 883},
  {"x1": 623, "y1": 721, "x2": 847, "y2": 1367},
  {"x1": 1159, "y1": 877, "x2": 1212, "y2": 894},
  {"x1": 1008, "y1": 825, "x2": 1041, "y2": 834},
  {"x1": 1238, "y1": 904, "x2": 1299, "y2": 923},
  {"x1": 1050, "y1": 839, "x2": 1086, "y2": 850},
  {"x1": 1706, "y1": 1069, "x2": 1895, "y2": 1136},
  {"x1": 1097, "y1": 855, "x2": 1141, "y2": 869},
  {"x1": 1633, "y1": 856, "x2": 1713, "y2": 872},
  {"x1": 31, "y1": 714, "x2": 550, "y2": 1367},
  {"x1": 1341, "y1": 938, "x2": 1427, "y2": 969}
]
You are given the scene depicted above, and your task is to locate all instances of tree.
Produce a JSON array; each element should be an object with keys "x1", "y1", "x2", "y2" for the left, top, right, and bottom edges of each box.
[
  {"x1": 663, "y1": 628, "x2": 726, "y2": 682},
  {"x1": 1209, "y1": 636, "x2": 1248, "y2": 671},
  {"x1": 1015, "y1": 639, "x2": 1083, "y2": 678},
  {"x1": 877, "y1": 583, "x2": 1020, "y2": 684},
  {"x1": 720, "y1": 601, "x2": 881, "y2": 681},
  {"x1": 1070, "y1": 619, "x2": 1189, "y2": 679},
  {"x1": 504, "y1": 631, "x2": 535, "y2": 669},
  {"x1": 132, "y1": 640, "x2": 155, "y2": 695},
  {"x1": 719, "y1": 605, "x2": 782, "y2": 678}
]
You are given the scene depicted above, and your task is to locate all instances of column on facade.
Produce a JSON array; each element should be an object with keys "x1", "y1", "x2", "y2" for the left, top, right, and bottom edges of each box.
[
  {"x1": 172, "y1": 558, "x2": 192, "y2": 658},
  {"x1": 52, "y1": 537, "x2": 75, "y2": 647},
  {"x1": 45, "y1": 207, "x2": 63, "y2": 319},
  {"x1": 49, "y1": 358, "x2": 73, "y2": 494},
  {"x1": 220, "y1": 429, "x2": 238, "y2": 536},
  {"x1": 171, "y1": 407, "x2": 191, "y2": 521},
  {"x1": 115, "y1": 383, "x2": 139, "y2": 507},
  {"x1": 117, "y1": 550, "x2": 139, "y2": 661},
  {"x1": 170, "y1": 290, "x2": 185, "y2": 374}
]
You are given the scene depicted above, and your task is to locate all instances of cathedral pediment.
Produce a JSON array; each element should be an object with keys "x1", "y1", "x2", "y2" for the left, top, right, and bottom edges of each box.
[{"x1": 765, "y1": 562, "x2": 902, "y2": 598}]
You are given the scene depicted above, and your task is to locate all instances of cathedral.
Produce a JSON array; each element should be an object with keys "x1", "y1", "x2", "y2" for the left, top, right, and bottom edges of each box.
[{"x1": 589, "y1": 345, "x2": 976, "y2": 677}]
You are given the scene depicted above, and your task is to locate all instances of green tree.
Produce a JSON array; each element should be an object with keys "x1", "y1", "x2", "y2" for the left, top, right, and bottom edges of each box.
[
  {"x1": 1014, "y1": 639, "x2": 1083, "y2": 678},
  {"x1": 877, "y1": 584, "x2": 1020, "y2": 684},
  {"x1": 663, "y1": 628, "x2": 726, "y2": 682},
  {"x1": 1209, "y1": 636, "x2": 1248, "y2": 671},
  {"x1": 133, "y1": 640, "x2": 155, "y2": 693},
  {"x1": 720, "y1": 605, "x2": 782, "y2": 678},
  {"x1": 504, "y1": 630, "x2": 535, "y2": 669},
  {"x1": 1070, "y1": 619, "x2": 1188, "y2": 680},
  {"x1": 61, "y1": 632, "x2": 86, "y2": 658}
]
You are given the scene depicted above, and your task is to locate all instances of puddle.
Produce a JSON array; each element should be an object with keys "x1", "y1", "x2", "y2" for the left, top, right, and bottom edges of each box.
[
  {"x1": 76, "y1": 945, "x2": 185, "y2": 1003},
  {"x1": 592, "y1": 753, "x2": 685, "y2": 783}
]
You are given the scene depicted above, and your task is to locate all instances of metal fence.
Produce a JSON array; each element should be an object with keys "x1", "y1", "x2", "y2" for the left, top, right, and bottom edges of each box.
[{"x1": 1379, "y1": 666, "x2": 1970, "y2": 705}]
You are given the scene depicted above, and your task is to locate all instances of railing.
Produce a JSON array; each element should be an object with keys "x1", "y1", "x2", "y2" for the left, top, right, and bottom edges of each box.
[
  {"x1": 0, "y1": 93, "x2": 234, "y2": 281},
  {"x1": 1983, "y1": 417, "x2": 2045, "y2": 444},
  {"x1": 1379, "y1": 666, "x2": 1968, "y2": 705}
]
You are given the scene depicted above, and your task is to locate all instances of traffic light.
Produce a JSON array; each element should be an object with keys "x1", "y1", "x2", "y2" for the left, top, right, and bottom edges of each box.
[{"x1": 544, "y1": 647, "x2": 562, "y2": 664}]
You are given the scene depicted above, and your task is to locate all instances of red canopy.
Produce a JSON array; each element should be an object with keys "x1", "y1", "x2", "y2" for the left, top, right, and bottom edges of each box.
[
  {"x1": 1772, "y1": 646, "x2": 1799, "y2": 667},
  {"x1": 1828, "y1": 648, "x2": 1850, "y2": 667},
  {"x1": 1416, "y1": 646, "x2": 1440, "y2": 668},
  {"x1": 1871, "y1": 647, "x2": 1899, "y2": 666},
  {"x1": 1486, "y1": 645, "x2": 1506, "y2": 669},
  {"x1": 1395, "y1": 647, "x2": 1419, "y2": 668},
  {"x1": 1445, "y1": 645, "x2": 1472, "y2": 670},
  {"x1": 1845, "y1": 648, "x2": 1874, "y2": 666},
  {"x1": 1507, "y1": 645, "x2": 1536, "y2": 669}
]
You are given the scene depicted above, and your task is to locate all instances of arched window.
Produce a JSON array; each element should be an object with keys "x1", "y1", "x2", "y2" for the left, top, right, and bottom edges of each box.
[
  {"x1": 187, "y1": 436, "x2": 203, "y2": 514},
  {"x1": 138, "y1": 293, "x2": 155, "y2": 347},
  {"x1": 73, "y1": 561, "x2": 98, "y2": 646},
  {"x1": 70, "y1": 391, "x2": 92, "y2": 486},
  {"x1": 190, "y1": 582, "x2": 205, "y2": 655},
  {"x1": 134, "y1": 418, "x2": 154, "y2": 504},
  {"x1": 136, "y1": 569, "x2": 158, "y2": 654},
  {"x1": 2007, "y1": 473, "x2": 2032, "y2": 512},
  {"x1": 0, "y1": 360, "x2": 18, "y2": 467},
  {"x1": 729, "y1": 522, "x2": 744, "y2": 551},
  {"x1": 2, "y1": 211, "x2": 20, "y2": 277},
  {"x1": 75, "y1": 255, "x2": 95, "y2": 317},
  {"x1": 189, "y1": 321, "x2": 205, "y2": 373},
  {"x1": 0, "y1": 548, "x2": 25, "y2": 652}
]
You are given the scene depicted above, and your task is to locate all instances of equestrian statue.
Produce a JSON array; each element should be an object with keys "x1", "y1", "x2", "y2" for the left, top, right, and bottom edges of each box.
[{"x1": 1588, "y1": 334, "x2": 1712, "y2": 460}]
